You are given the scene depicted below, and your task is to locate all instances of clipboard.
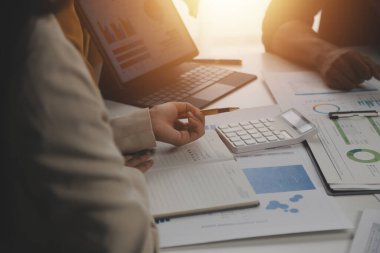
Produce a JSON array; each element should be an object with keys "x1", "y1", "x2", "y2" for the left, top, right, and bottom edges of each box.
[{"x1": 304, "y1": 142, "x2": 380, "y2": 196}]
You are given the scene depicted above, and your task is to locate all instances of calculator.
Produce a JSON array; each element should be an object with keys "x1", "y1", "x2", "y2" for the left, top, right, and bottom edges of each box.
[{"x1": 215, "y1": 108, "x2": 318, "y2": 153}]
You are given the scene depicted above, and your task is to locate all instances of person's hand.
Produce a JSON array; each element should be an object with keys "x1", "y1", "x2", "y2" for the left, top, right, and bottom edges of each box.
[
  {"x1": 124, "y1": 151, "x2": 153, "y2": 173},
  {"x1": 316, "y1": 48, "x2": 380, "y2": 90},
  {"x1": 149, "y1": 102, "x2": 205, "y2": 146}
]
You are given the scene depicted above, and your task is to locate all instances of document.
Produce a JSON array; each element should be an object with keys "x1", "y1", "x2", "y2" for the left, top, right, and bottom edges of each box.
[
  {"x1": 155, "y1": 106, "x2": 352, "y2": 247},
  {"x1": 264, "y1": 71, "x2": 380, "y2": 193},
  {"x1": 146, "y1": 131, "x2": 259, "y2": 218},
  {"x1": 349, "y1": 209, "x2": 380, "y2": 253}
]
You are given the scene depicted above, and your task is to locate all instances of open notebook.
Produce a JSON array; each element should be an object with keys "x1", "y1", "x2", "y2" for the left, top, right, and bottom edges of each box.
[{"x1": 145, "y1": 131, "x2": 259, "y2": 218}]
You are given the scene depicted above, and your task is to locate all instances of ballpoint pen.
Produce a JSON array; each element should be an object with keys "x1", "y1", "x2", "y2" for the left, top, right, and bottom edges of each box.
[
  {"x1": 201, "y1": 107, "x2": 239, "y2": 116},
  {"x1": 328, "y1": 110, "x2": 380, "y2": 119},
  {"x1": 190, "y1": 59, "x2": 242, "y2": 65}
]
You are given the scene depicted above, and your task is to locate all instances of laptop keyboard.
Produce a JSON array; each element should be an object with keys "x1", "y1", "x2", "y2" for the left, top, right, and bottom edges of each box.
[{"x1": 138, "y1": 65, "x2": 234, "y2": 107}]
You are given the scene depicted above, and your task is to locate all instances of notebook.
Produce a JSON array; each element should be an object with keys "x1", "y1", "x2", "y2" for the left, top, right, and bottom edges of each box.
[
  {"x1": 146, "y1": 131, "x2": 259, "y2": 218},
  {"x1": 76, "y1": 0, "x2": 257, "y2": 108}
]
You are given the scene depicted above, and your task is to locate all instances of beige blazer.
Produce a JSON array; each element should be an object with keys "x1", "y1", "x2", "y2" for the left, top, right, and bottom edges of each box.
[{"x1": 5, "y1": 15, "x2": 158, "y2": 253}]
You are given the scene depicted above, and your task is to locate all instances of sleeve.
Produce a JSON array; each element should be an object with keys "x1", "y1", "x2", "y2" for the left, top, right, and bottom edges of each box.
[
  {"x1": 19, "y1": 17, "x2": 159, "y2": 253},
  {"x1": 262, "y1": 0, "x2": 324, "y2": 51},
  {"x1": 111, "y1": 109, "x2": 157, "y2": 154}
]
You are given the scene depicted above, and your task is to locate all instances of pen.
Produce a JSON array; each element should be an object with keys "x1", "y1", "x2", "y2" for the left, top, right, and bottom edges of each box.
[
  {"x1": 190, "y1": 59, "x2": 242, "y2": 65},
  {"x1": 201, "y1": 107, "x2": 239, "y2": 116},
  {"x1": 328, "y1": 110, "x2": 380, "y2": 119}
]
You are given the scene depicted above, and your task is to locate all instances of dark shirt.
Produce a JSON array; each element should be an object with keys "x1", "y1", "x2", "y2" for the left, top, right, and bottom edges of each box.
[{"x1": 262, "y1": 0, "x2": 380, "y2": 50}]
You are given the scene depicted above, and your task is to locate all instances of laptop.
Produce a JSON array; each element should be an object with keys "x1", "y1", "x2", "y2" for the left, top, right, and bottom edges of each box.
[{"x1": 76, "y1": 0, "x2": 257, "y2": 108}]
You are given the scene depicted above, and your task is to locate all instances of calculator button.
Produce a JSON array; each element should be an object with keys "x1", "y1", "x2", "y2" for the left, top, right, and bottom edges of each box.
[
  {"x1": 269, "y1": 126, "x2": 276, "y2": 131},
  {"x1": 253, "y1": 123, "x2": 264, "y2": 128},
  {"x1": 264, "y1": 122, "x2": 272, "y2": 127},
  {"x1": 233, "y1": 140, "x2": 245, "y2": 147},
  {"x1": 251, "y1": 133, "x2": 262, "y2": 138},
  {"x1": 263, "y1": 132, "x2": 273, "y2": 137},
  {"x1": 229, "y1": 123, "x2": 239, "y2": 128},
  {"x1": 273, "y1": 130, "x2": 281, "y2": 135},
  {"x1": 250, "y1": 120, "x2": 260, "y2": 124},
  {"x1": 243, "y1": 125, "x2": 254, "y2": 130},
  {"x1": 244, "y1": 139, "x2": 256, "y2": 145},
  {"x1": 257, "y1": 127, "x2": 269, "y2": 132},
  {"x1": 248, "y1": 129, "x2": 258, "y2": 134},
  {"x1": 277, "y1": 134, "x2": 286, "y2": 140},
  {"x1": 256, "y1": 137, "x2": 267, "y2": 143},
  {"x1": 267, "y1": 118, "x2": 275, "y2": 122},
  {"x1": 239, "y1": 121, "x2": 251, "y2": 126},
  {"x1": 229, "y1": 137, "x2": 241, "y2": 142},
  {"x1": 237, "y1": 131, "x2": 247, "y2": 136},
  {"x1": 225, "y1": 133, "x2": 237, "y2": 138},
  {"x1": 241, "y1": 135, "x2": 252, "y2": 140},
  {"x1": 267, "y1": 136, "x2": 278, "y2": 142}
]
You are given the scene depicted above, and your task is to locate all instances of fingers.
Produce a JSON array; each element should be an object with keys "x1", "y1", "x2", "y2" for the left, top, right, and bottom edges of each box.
[
  {"x1": 124, "y1": 152, "x2": 154, "y2": 173},
  {"x1": 363, "y1": 57, "x2": 380, "y2": 80},
  {"x1": 135, "y1": 159, "x2": 153, "y2": 173},
  {"x1": 150, "y1": 101, "x2": 205, "y2": 146},
  {"x1": 346, "y1": 53, "x2": 372, "y2": 81},
  {"x1": 175, "y1": 102, "x2": 204, "y2": 122},
  {"x1": 321, "y1": 49, "x2": 380, "y2": 89},
  {"x1": 187, "y1": 110, "x2": 205, "y2": 139}
]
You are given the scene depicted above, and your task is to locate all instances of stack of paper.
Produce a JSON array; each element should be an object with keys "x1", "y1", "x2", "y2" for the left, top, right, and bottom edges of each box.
[
  {"x1": 146, "y1": 131, "x2": 259, "y2": 218},
  {"x1": 264, "y1": 71, "x2": 380, "y2": 194}
]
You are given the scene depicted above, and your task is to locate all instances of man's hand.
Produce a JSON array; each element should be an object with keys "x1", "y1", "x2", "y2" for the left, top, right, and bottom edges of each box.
[
  {"x1": 149, "y1": 102, "x2": 205, "y2": 146},
  {"x1": 316, "y1": 48, "x2": 380, "y2": 90}
]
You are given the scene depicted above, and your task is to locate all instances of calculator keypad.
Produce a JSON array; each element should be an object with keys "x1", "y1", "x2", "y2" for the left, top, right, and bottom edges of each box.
[{"x1": 217, "y1": 118, "x2": 289, "y2": 148}]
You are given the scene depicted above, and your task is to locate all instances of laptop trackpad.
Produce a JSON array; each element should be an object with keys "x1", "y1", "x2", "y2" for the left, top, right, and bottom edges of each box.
[{"x1": 191, "y1": 83, "x2": 234, "y2": 101}]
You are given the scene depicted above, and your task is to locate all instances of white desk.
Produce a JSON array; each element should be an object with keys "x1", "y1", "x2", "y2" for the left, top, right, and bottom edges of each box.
[
  {"x1": 106, "y1": 50, "x2": 380, "y2": 253},
  {"x1": 163, "y1": 51, "x2": 380, "y2": 253}
]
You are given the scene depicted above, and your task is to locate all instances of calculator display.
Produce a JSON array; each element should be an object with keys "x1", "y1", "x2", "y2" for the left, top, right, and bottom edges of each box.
[{"x1": 281, "y1": 110, "x2": 313, "y2": 133}]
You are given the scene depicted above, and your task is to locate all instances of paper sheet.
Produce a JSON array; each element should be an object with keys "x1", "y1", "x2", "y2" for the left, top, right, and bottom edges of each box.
[
  {"x1": 349, "y1": 209, "x2": 380, "y2": 253},
  {"x1": 264, "y1": 71, "x2": 380, "y2": 189},
  {"x1": 146, "y1": 160, "x2": 258, "y2": 218},
  {"x1": 146, "y1": 129, "x2": 258, "y2": 218},
  {"x1": 155, "y1": 106, "x2": 352, "y2": 247},
  {"x1": 151, "y1": 130, "x2": 233, "y2": 170}
]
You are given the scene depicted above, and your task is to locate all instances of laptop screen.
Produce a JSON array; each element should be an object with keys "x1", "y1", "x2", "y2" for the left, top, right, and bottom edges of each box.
[{"x1": 77, "y1": 0, "x2": 197, "y2": 83}]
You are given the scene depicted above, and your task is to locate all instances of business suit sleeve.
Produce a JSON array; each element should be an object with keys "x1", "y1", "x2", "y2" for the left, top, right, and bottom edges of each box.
[
  {"x1": 18, "y1": 17, "x2": 158, "y2": 253},
  {"x1": 111, "y1": 109, "x2": 157, "y2": 154},
  {"x1": 262, "y1": 0, "x2": 323, "y2": 51}
]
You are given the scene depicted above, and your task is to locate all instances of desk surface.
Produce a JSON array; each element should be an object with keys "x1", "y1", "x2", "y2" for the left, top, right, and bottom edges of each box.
[
  {"x1": 163, "y1": 50, "x2": 380, "y2": 253},
  {"x1": 106, "y1": 49, "x2": 380, "y2": 253}
]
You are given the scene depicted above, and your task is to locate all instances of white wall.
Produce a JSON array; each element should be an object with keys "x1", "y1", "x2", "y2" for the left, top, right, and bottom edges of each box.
[{"x1": 173, "y1": 0, "x2": 272, "y2": 53}]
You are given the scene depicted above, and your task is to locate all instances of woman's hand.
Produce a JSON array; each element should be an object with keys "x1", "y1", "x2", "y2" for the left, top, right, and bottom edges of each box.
[
  {"x1": 149, "y1": 102, "x2": 205, "y2": 146},
  {"x1": 124, "y1": 151, "x2": 153, "y2": 173}
]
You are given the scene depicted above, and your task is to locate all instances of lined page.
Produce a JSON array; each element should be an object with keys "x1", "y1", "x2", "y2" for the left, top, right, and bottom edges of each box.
[
  {"x1": 152, "y1": 131, "x2": 233, "y2": 170},
  {"x1": 146, "y1": 160, "x2": 259, "y2": 218}
]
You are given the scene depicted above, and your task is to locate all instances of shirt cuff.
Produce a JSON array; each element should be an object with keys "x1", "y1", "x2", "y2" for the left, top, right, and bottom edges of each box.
[{"x1": 111, "y1": 108, "x2": 156, "y2": 154}]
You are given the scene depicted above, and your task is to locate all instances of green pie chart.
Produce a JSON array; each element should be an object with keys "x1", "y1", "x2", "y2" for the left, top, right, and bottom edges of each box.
[{"x1": 347, "y1": 149, "x2": 380, "y2": 163}]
